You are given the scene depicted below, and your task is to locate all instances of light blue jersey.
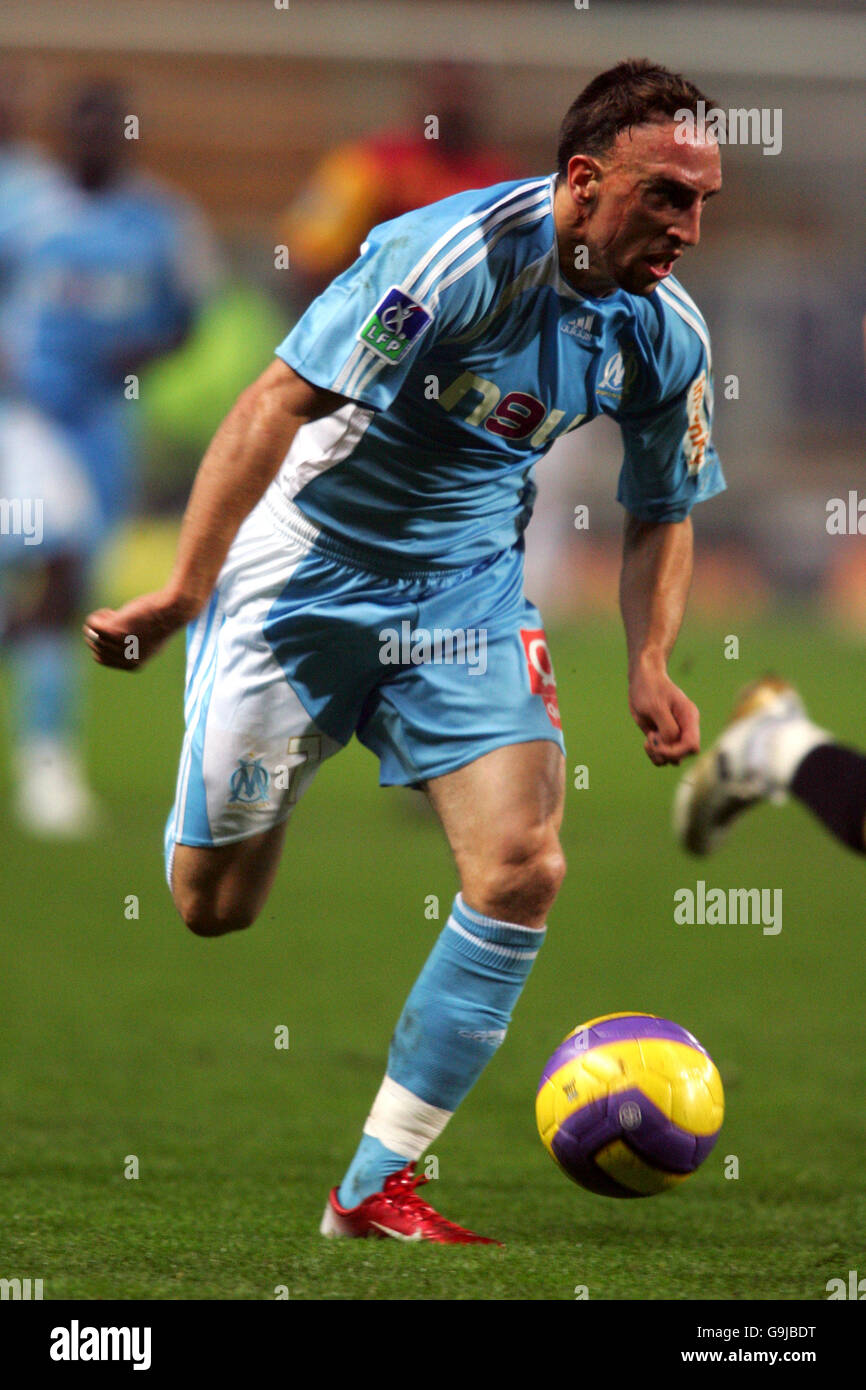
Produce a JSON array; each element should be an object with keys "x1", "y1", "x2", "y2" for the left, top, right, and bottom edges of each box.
[
  {"x1": 0, "y1": 146, "x2": 99, "y2": 560},
  {"x1": 0, "y1": 144, "x2": 75, "y2": 296},
  {"x1": 273, "y1": 174, "x2": 725, "y2": 568},
  {"x1": 167, "y1": 176, "x2": 726, "y2": 855},
  {"x1": 1, "y1": 172, "x2": 218, "y2": 530}
]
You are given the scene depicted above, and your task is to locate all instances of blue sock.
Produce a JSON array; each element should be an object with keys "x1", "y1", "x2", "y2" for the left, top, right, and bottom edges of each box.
[
  {"x1": 10, "y1": 630, "x2": 80, "y2": 744},
  {"x1": 337, "y1": 894, "x2": 545, "y2": 1208},
  {"x1": 335, "y1": 1134, "x2": 408, "y2": 1210}
]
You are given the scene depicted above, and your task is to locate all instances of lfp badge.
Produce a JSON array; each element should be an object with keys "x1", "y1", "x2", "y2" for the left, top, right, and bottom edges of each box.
[{"x1": 358, "y1": 286, "x2": 433, "y2": 364}]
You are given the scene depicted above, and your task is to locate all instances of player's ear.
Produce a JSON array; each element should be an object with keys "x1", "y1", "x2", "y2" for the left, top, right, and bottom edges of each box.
[{"x1": 566, "y1": 154, "x2": 602, "y2": 208}]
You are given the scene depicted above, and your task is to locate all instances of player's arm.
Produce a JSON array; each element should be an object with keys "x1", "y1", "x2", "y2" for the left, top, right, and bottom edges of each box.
[
  {"x1": 84, "y1": 359, "x2": 347, "y2": 670},
  {"x1": 619, "y1": 513, "x2": 700, "y2": 767}
]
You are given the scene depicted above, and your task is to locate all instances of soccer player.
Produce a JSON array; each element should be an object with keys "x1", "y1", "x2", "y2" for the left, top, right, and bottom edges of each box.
[
  {"x1": 0, "y1": 72, "x2": 97, "y2": 831},
  {"x1": 0, "y1": 70, "x2": 72, "y2": 285},
  {"x1": 84, "y1": 60, "x2": 725, "y2": 1242},
  {"x1": 1, "y1": 81, "x2": 218, "y2": 834},
  {"x1": 674, "y1": 676, "x2": 866, "y2": 857}
]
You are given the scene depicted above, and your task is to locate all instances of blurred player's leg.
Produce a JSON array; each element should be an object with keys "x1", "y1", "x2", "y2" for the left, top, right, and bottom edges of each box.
[
  {"x1": 5, "y1": 554, "x2": 99, "y2": 835},
  {"x1": 328, "y1": 741, "x2": 564, "y2": 1239},
  {"x1": 0, "y1": 404, "x2": 101, "y2": 836},
  {"x1": 673, "y1": 675, "x2": 866, "y2": 855},
  {"x1": 789, "y1": 743, "x2": 866, "y2": 854}
]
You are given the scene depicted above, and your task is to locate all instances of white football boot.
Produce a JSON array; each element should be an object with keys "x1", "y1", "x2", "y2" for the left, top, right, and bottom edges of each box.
[
  {"x1": 14, "y1": 737, "x2": 102, "y2": 838},
  {"x1": 673, "y1": 677, "x2": 830, "y2": 856}
]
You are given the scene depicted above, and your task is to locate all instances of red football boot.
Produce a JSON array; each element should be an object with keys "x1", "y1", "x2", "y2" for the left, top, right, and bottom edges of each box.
[{"x1": 319, "y1": 1163, "x2": 501, "y2": 1245}]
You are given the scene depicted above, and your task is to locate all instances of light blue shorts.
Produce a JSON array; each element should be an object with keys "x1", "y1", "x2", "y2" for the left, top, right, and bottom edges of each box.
[{"x1": 165, "y1": 494, "x2": 565, "y2": 866}]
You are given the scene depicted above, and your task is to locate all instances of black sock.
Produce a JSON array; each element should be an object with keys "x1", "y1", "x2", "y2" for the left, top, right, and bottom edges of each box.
[{"x1": 790, "y1": 744, "x2": 866, "y2": 855}]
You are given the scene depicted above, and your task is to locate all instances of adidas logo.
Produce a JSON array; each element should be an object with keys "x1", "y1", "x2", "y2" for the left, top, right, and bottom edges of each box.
[
  {"x1": 457, "y1": 1027, "x2": 507, "y2": 1046},
  {"x1": 560, "y1": 313, "x2": 597, "y2": 341}
]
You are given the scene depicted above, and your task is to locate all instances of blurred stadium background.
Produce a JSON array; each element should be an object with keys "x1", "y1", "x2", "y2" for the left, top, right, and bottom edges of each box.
[
  {"x1": 2, "y1": 0, "x2": 866, "y2": 1304},
  {"x1": 3, "y1": 0, "x2": 865, "y2": 620}
]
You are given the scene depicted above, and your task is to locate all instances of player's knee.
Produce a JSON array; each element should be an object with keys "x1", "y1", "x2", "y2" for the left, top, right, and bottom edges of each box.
[
  {"x1": 476, "y1": 830, "x2": 566, "y2": 923},
  {"x1": 174, "y1": 887, "x2": 257, "y2": 938}
]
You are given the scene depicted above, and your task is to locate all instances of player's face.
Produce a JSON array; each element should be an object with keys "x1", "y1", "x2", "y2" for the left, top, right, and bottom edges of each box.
[
  {"x1": 62, "y1": 96, "x2": 127, "y2": 191},
  {"x1": 571, "y1": 121, "x2": 722, "y2": 296}
]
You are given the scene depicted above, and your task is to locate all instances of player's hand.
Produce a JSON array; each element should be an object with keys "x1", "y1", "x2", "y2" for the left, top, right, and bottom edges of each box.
[
  {"x1": 628, "y1": 660, "x2": 700, "y2": 767},
  {"x1": 83, "y1": 590, "x2": 196, "y2": 671}
]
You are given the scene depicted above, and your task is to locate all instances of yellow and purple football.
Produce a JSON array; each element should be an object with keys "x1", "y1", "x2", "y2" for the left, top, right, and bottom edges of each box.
[{"x1": 536, "y1": 1012, "x2": 724, "y2": 1198}]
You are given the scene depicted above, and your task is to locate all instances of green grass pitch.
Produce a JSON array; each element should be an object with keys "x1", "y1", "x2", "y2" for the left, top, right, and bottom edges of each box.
[{"x1": 1, "y1": 612, "x2": 864, "y2": 1301}]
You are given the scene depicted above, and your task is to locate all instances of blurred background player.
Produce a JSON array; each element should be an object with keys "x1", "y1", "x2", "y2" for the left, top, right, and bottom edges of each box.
[
  {"x1": 676, "y1": 309, "x2": 866, "y2": 861},
  {"x1": 0, "y1": 80, "x2": 219, "y2": 834},
  {"x1": 0, "y1": 68, "x2": 95, "y2": 831},
  {"x1": 674, "y1": 675, "x2": 866, "y2": 858},
  {"x1": 278, "y1": 62, "x2": 513, "y2": 308},
  {"x1": 0, "y1": 69, "x2": 70, "y2": 287}
]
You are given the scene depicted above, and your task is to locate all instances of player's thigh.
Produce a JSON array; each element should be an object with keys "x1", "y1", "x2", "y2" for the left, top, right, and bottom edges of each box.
[
  {"x1": 427, "y1": 739, "x2": 565, "y2": 854},
  {"x1": 171, "y1": 821, "x2": 289, "y2": 937}
]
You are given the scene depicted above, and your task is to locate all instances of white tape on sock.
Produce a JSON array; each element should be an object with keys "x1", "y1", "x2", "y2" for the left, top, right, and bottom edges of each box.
[{"x1": 363, "y1": 1075, "x2": 453, "y2": 1160}]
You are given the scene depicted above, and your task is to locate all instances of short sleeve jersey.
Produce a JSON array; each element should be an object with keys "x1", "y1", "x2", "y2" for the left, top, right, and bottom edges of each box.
[{"x1": 274, "y1": 175, "x2": 725, "y2": 567}]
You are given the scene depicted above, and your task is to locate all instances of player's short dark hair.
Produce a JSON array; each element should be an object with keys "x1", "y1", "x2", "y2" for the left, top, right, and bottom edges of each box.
[{"x1": 556, "y1": 59, "x2": 713, "y2": 176}]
